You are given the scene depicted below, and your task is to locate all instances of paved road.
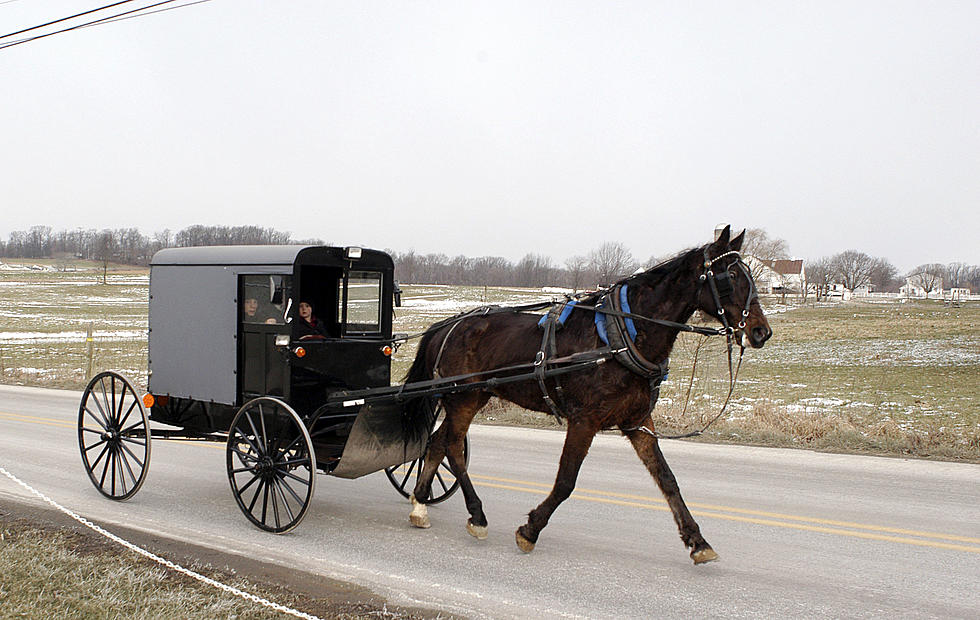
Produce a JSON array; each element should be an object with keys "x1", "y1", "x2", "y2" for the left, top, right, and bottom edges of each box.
[{"x1": 1, "y1": 384, "x2": 978, "y2": 619}]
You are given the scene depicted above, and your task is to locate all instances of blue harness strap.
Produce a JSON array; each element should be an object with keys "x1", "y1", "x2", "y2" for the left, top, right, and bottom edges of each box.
[
  {"x1": 619, "y1": 284, "x2": 638, "y2": 340},
  {"x1": 538, "y1": 300, "x2": 578, "y2": 328},
  {"x1": 594, "y1": 298, "x2": 608, "y2": 345},
  {"x1": 595, "y1": 284, "x2": 638, "y2": 345}
]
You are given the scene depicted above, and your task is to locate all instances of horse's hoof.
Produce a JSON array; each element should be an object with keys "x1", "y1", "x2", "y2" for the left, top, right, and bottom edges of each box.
[
  {"x1": 467, "y1": 520, "x2": 488, "y2": 540},
  {"x1": 515, "y1": 530, "x2": 536, "y2": 553},
  {"x1": 692, "y1": 548, "x2": 719, "y2": 564},
  {"x1": 409, "y1": 495, "x2": 430, "y2": 529}
]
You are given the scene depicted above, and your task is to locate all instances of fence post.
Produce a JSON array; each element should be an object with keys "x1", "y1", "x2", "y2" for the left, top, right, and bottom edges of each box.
[{"x1": 86, "y1": 323, "x2": 95, "y2": 381}]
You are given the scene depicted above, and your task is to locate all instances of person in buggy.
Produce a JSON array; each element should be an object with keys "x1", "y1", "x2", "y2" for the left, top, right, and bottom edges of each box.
[{"x1": 293, "y1": 300, "x2": 328, "y2": 340}]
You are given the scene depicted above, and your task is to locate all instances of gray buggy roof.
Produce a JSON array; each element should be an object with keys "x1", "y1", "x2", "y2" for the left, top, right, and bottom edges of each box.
[{"x1": 151, "y1": 245, "x2": 308, "y2": 267}]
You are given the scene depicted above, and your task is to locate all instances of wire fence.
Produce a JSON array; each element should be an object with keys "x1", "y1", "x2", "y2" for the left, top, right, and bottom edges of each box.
[{"x1": 0, "y1": 323, "x2": 147, "y2": 390}]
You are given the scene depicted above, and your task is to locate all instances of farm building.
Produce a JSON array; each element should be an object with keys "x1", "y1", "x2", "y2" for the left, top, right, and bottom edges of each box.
[{"x1": 745, "y1": 257, "x2": 806, "y2": 295}]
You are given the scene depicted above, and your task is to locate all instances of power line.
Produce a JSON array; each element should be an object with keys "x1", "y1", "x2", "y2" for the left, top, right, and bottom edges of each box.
[
  {"x1": 1, "y1": 1, "x2": 139, "y2": 40},
  {"x1": 0, "y1": 0, "x2": 216, "y2": 50}
]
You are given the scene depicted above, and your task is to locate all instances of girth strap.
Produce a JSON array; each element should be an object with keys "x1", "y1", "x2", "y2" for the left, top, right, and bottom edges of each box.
[{"x1": 535, "y1": 302, "x2": 571, "y2": 417}]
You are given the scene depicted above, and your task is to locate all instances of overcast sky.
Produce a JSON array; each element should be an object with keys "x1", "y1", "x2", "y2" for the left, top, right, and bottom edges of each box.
[{"x1": 2, "y1": 1, "x2": 977, "y2": 272}]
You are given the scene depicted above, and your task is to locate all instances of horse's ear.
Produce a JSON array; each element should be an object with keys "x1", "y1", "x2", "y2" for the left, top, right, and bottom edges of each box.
[
  {"x1": 730, "y1": 228, "x2": 745, "y2": 251},
  {"x1": 711, "y1": 225, "x2": 731, "y2": 250}
]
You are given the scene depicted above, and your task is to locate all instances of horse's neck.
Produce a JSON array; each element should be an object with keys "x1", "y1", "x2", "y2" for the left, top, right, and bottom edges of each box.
[{"x1": 628, "y1": 271, "x2": 696, "y2": 363}]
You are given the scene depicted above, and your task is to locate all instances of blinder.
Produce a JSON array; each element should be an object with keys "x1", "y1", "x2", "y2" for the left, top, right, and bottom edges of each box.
[{"x1": 700, "y1": 249, "x2": 757, "y2": 333}]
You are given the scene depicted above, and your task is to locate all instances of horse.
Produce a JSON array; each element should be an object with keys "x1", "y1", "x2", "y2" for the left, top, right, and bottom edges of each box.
[{"x1": 401, "y1": 226, "x2": 771, "y2": 564}]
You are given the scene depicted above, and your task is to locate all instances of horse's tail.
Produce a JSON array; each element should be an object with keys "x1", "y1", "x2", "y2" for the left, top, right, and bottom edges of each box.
[{"x1": 400, "y1": 328, "x2": 441, "y2": 446}]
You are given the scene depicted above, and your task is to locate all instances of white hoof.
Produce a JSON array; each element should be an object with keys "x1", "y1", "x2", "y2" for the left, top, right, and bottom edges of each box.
[
  {"x1": 467, "y1": 520, "x2": 488, "y2": 540},
  {"x1": 409, "y1": 494, "x2": 430, "y2": 529}
]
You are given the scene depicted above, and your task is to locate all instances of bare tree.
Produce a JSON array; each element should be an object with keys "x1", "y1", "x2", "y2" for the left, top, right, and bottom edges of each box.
[
  {"x1": 564, "y1": 255, "x2": 589, "y2": 292},
  {"x1": 908, "y1": 263, "x2": 946, "y2": 296},
  {"x1": 830, "y1": 250, "x2": 876, "y2": 292},
  {"x1": 869, "y1": 257, "x2": 900, "y2": 293},
  {"x1": 94, "y1": 230, "x2": 115, "y2": 284},
  {"x1": 806, "y1": 256, "x2": 833, "y2": 300},
  {"x1": 945, "y1": 262, "x2": 971, "y2": 289},
  {"x1": 741, "y1": 228, "x2": 790, "y2": 281},
  {"x1": 588, "y1": 241, "x2": 635, "y2": 285}
]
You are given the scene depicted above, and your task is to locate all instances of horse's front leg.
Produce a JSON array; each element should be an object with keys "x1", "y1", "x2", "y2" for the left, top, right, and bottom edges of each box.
[
  {"x1": 626, "y1": 429, "x2": 718, "y2": 564},
  {"x1": 516, "y1": 418, "x2": 596, "y2": 552}
]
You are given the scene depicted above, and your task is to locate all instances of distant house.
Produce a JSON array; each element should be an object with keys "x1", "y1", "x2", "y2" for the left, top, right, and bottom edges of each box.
[{"x1": 746, "y1": 257, "x2": 806, "y2": 295}]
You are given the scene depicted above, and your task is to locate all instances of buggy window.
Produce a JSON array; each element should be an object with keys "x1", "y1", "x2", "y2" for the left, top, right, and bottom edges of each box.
[
  {"x1": 240, "y1": 275, "x2": 289, "y2": 324},
  {"x1": 345, "y1": 271, "x2": 382, "y2": 334}
]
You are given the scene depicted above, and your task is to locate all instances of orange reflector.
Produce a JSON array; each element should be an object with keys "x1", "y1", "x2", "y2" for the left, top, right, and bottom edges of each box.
[
  {"x1": 294, "y1": 347, "x2": 306, "y2": 358},
  {"x1": 142, "y1": 393, "x2": 155, "y2": 408},
  {"x1": 381, "y1": 345, "x2": 393, "y2": 356}
]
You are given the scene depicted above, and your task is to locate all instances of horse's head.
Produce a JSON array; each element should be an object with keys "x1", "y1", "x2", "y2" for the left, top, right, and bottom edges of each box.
[{"x1": 697, "y1": 226, "x2": 772, "y2": 349}]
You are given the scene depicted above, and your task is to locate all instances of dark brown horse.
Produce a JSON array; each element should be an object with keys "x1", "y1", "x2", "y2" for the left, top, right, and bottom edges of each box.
[{"x1": 402, "y1": 227, "x2": 771, "y2": 564}]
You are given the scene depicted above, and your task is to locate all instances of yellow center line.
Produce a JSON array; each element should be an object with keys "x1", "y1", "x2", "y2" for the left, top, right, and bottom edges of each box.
[
  {"x1": 0, "y1": 410, "x2": 75, "y2": 429},
  {"x1": 470, "y1": 473, "x2": 980, "y2": 545},
  {"x1": 4, "y1": 409, "x2": 977, "y2": 553},
  {"x1": 470, "y1": 480, "x2": 980, "y2": 554}
]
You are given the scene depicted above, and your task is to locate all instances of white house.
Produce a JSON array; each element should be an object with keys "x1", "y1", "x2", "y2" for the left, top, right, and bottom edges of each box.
[{"x1": 745, "y1": 256, "x2": 806, "y2": 295}]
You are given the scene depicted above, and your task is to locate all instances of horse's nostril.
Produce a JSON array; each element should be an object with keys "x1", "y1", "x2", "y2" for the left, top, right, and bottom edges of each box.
[{"x1": 752, "y1": 327, "x2": 771, "y2": 343}]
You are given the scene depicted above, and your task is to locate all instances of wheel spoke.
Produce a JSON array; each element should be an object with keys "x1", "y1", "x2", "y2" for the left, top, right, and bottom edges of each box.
[
  {"x1": 230, "y1": 445, "x2": 259, "y2": 464},
  {"x1": 89, "y1": 441, "x2": 110, "y2": 469},
  {"x1": 434, "y1": 470, "x2": 449, "y2": 493},
  {"x1": 83, "y1": 436, "x2": 108, "y2": 452},
  {"x1": 99, "y1": 377, "x2": 115, "y2": 424},
  {"x1": 87, "y1": 395, "x2": 112, "y2": 430},
  {"x1": 258, "y1": 404, "x2": 269, "y2": 453},
  {"x1": 109, "y1": 446, "x2": 118, "y2": 495},
  {"x1": 117, "y1": 398, "x2": 139, "y2": 432},
  {"x1": 118, "y1": 447, "x2": 137, "y2": 490},
  {"x1": 260, "y1": 477, "x2": 270, "y2": 524},
  {"x1": 278, "y1": 468, "x2": 312, "y2": 487},
  {"x1": 119, "y1": 436, "x2": 146, "y2": 447},
  {"x1": 235, "y1": 423, "x2": 264, "y2": 457},
  {"x1": 398, "y1": 460, "x2": 418, "y2": 492},
  {"x1": 272, "y1": 478, "x2": 297, "y2": 522},
  {"x1": 117, "y1": 440, "x2": 145, "y2": 470},
  {"x1": 244, "y1": 410, "x2": 265, "y2": 455},
  {"x1": 244, "y1": 477, "x2": 264, "y2": 512}
]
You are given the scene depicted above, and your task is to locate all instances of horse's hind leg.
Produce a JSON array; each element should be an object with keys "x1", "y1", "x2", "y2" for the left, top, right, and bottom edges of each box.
[
  {"x1": 410, "y1": 393, "x2": 489, "y2": 535},
  {"x1": 626, "y1": 430, "x2": 718, "y2": 564},
  {"x1": 515, "y1": 418, "x2": 597, "y2": 552}
]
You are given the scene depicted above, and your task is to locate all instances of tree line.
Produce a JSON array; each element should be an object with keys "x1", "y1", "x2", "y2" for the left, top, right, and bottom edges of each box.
[
  {"x1": 0, "y1": 225, "x2": 323, "y2": 266},
  {"x1": 2, "y1": 225, "x2": 978, "y2": 293}
]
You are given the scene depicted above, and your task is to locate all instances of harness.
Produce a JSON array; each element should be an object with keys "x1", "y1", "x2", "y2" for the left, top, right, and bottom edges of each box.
[
  {"x1": 376, "y1": 248, "x2": 758, "y2": 439},
  {"x1": 534, "y1": 248, "x2": 758, "y2": 438}
]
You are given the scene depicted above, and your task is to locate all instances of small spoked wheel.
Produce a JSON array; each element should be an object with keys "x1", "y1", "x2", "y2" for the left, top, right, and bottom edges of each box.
[
  {"x1": 226, "y1": 397, "x2": 316, "y2": 533},
  {"x1": 77, "y1": 371, "x2": 151, "y2": 501},
  {"x1": 385, "y1": 435, "x2": 468, "y2": 504}
]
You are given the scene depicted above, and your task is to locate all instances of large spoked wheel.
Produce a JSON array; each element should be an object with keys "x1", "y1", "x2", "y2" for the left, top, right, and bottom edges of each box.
[
  {"x1": 78, "y1": 371, "x2": 151, "y2": 501},
  {"x1": 226, "y1": 397, "x2": 316, "y2": 533},
  {"x1": 385, "y1": 435, "x2": 469, "y2": 504}
]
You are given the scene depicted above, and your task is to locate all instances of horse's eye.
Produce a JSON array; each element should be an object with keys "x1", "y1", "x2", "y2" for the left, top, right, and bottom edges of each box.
[{"x1": 729, "y1": 270, "x2": 737, "y2": 279}]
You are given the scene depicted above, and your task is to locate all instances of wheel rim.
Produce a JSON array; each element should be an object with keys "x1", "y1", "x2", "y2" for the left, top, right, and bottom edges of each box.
[
  {"x1": 385, "y1": 435, "x2": 468, "y2": 504},
  {"x1": 78, "y1": 371, "x2": 150, "y2": 501},
  {"x1": 227, "y1": 398, "x2": 315, "y2": 533}
]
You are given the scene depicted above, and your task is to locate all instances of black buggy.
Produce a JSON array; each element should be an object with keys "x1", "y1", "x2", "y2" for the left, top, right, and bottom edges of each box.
[{"x1": 77, "y1": 245, "x2": 466, "y2": 533}]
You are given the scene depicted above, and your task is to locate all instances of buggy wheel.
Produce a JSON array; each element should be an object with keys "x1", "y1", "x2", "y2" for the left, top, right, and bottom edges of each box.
[
  {"x1": 227, "y1": 397, "x2": 316, "y2": 533},
  {"x1": 384, "y1": 435, "x2": 468, "y2": 504},
  {"x1": 78, "y1": 371, "x2": 151, "y2": 501}
]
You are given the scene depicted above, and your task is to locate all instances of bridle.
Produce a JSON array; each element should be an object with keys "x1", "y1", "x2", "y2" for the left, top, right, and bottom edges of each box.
[{"x1": 698, "y1": 248, "x2": 759, "y2": 340}]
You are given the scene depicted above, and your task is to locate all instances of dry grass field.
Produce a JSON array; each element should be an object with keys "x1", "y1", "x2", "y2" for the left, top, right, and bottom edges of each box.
[{"x1": 1, "y1": 261, "x2": 977, "y2": 461}]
